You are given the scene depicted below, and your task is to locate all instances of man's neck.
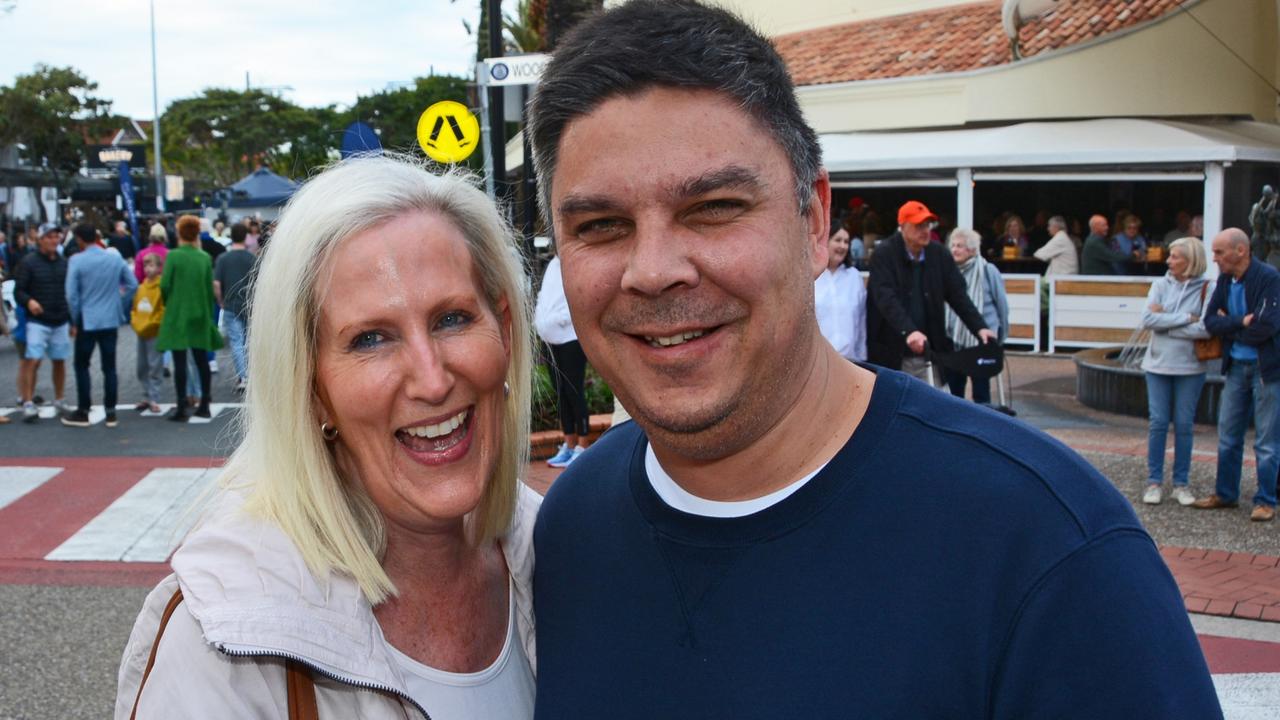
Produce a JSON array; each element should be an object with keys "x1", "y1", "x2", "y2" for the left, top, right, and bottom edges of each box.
[
  {"x1": 1235, "y1": 259, "x2": 1250, "y2": 281},
  {"x1": 650, "y1": 342, "x2": 876, "y2": 502}
]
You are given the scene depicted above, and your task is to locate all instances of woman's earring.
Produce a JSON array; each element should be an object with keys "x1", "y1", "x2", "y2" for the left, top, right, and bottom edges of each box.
[
  {"x1": 320, "y1": 421, "x2": 339, "y2": 441},
  {"x1": 503, "y1": 381, "x2": 511, "y2": 398}
]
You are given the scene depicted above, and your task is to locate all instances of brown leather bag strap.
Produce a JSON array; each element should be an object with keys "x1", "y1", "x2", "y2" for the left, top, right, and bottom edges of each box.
[
  {"x1": 286, "y1": 659, "x2": 319, "y2": 719},
  {"x1": 129, "y1": 588, "x2": 321, "y2": 719},
  {"x1": 130, "y1": 588, "x2": 186, "y2": 720}
]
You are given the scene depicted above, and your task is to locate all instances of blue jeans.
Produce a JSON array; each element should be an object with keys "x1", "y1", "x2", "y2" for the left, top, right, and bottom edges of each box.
[
  {"x1": 223, "y1": 311, "x2": 248, "y2": 381},
  {"x1": 1215, "y1": 361, "x2": 1280, "y2": 507},
  {"x1": 1145, "y1": 372, "x2": 1206, "y2": 486},
  {"x1": 74, "y1": 327, "x2": 118, "y2": 413}
]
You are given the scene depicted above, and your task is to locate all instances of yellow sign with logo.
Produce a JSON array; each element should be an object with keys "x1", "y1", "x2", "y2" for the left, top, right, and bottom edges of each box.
[{"x1": 417, "y1": 101, "x2": 480, "y2": 164}]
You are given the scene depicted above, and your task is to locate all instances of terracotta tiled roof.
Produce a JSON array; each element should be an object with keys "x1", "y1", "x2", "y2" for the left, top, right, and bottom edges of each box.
[{"x1": 774, "y1": 0, "x2": 1189, "y2": 87}]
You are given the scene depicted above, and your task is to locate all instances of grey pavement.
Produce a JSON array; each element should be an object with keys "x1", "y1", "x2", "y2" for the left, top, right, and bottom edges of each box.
[{"x1": 0, "y1": 325, "x2": 243, "y2": 457}]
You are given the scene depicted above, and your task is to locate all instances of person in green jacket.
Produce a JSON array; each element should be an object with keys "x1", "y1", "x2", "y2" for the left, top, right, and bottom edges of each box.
[
  {"x1": 1081, "y1": 214, "x2": 1137, "y2": 275},
  {"x1": 156, "y1": 215, "x2": 223, "y2": 421}
]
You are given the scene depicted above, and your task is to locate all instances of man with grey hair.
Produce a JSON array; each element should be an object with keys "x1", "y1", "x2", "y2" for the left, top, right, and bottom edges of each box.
[
  {"x1": 1033, "y1": 214, "x2": 1078, "y2": 276},
  {"x1": 1198, "y1": 227, "x2": 1280, "y2": 522},
  {"x1": 527, "y1": 1, "x2": 1220, "y2": 717}
]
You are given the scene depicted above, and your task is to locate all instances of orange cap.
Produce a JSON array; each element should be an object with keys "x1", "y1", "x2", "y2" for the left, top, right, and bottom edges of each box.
[{"x1": 898, "y1": 200, "x2": 937, "y2": 226}]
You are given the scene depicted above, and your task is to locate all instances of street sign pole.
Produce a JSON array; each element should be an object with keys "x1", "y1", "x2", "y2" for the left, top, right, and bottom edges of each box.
[{"x1": 478, "y1": 72, "x2": 495, "y2": 199}]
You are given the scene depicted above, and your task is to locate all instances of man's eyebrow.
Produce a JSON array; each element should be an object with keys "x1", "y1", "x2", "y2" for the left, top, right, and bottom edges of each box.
[
  {"x1": 670, "y1": 165, "x2": 763, "y2": 201},
  {"x1": 557, "y1": 194, "x2": 624, "y2": 217}
]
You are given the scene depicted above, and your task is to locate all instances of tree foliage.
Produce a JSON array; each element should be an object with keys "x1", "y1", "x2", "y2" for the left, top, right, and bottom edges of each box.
[
  {"x1": 504, "y1": 0, "x2": 548, "y2": 54},
  {"x1": 0, "y1": 64, "x2": 120, "y2": 193},
  {"x1": 159, "y1": 88, "x2": 327, "y2": 188}
]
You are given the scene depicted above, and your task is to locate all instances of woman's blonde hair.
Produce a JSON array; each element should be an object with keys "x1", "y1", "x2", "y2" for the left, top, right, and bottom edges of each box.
[
  {"x1": 224, "y1": 155, "x2": 531, "y2": 604},
  {"x1": 1169, "y1": 236, "x2": 1207, "y2": 278}
]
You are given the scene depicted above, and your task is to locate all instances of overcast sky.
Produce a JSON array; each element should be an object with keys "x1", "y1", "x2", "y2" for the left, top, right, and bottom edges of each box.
[{"x1": 0, "y1": 0, "x2": 483, "y2": 119}]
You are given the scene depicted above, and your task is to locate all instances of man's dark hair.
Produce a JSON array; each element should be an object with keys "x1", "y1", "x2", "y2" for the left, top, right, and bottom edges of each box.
[
  {"x1": 527, "y1": 0, "x2": 821, "y2": 222},
  {"x1": 71, "y1": 223, "x2": 97, "y2": 245},
  {"x1": 230, "y1": 223, "x2": 248, "y2": 245}
]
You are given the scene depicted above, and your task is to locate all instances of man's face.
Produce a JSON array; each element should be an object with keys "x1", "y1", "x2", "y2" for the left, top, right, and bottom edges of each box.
[
  {"x1": 901, "y1": 221, "x2": 931, "y2": 254},
  {"x1": 1124, "y1": 220, "x2": 1140, "y2": 239},
  {"x1": 1089, "y1": 217, "x2": 1109, "y2": 237},
  {"x1": 37, "y1": 232, "x2": 59, "y2": 256},
  {"x1": 1212, "y1": 236, "x2": 1247, "y2": 277},
  {"x1": 550, "y1": 87, "x2": 829, "y2": 460}
]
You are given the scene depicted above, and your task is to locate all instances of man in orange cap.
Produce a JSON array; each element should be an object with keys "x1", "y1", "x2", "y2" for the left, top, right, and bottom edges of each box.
[{"x1": 866, "y1": 200, "x2": 995, "y2": 382}]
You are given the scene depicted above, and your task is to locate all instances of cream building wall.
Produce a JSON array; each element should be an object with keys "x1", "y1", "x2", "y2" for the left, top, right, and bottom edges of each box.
[{"x1": 713, "y1": 0, "x2": 1279, "y2": 133}]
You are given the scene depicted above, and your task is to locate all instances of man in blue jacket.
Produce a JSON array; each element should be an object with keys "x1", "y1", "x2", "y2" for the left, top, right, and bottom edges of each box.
[
  {"x1": 63, "y1": 223, "x2": 137, "y2": 428},
  {"x1": 525, "y1": 1, "x2": 1223, "y2": 717},
  {"x1": 1198, "y1": 227, "x2": 1279, "y2": 521}
]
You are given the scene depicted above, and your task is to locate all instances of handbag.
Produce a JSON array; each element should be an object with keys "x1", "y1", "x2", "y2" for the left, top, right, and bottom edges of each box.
[
  {"x1": 1192, "y1": 283, "x2": 1222, "y2": 361},
  {"x1": 129, "y1": 589, "x2": 318, "y2": 719}
]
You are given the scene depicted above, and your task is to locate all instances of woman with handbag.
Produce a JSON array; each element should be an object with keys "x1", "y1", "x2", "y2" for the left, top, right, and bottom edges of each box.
[
  {"x1": 1140, "y1": 236, "x2": 1213, "y2": 506},
  {"x1": 116, "y1": 157, "x2": 538, "y2": 719}
]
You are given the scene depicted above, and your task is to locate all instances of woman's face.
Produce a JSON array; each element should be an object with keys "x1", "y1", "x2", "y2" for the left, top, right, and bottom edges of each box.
[
  {"x1": 1124, "y1": 220, "x2": 1141, "y2": 239},
  {"x1": 313, "y1": 211, "x2": 511, "y2": 536},
  {"x1": 950, "y1": 237, "x2": 975, "y2": 264},
  {"x1": 828, "y1": 230, "x2": 849, "y2": 269},
  {"x1": 1167, "y1": 246, "x2": 1190, "y2": 279},
  {"x1": 1006, "y1": 219, "x2": 1024, "y2": 238}
]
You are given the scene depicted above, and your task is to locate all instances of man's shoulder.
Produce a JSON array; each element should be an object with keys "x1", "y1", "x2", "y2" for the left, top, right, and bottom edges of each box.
[
  {"x1": 885, "y1": 376, "x2": 1141, "y2": 540},
  {"x1": 538, "y1": 421, "x2": 643, "y2": 525}
]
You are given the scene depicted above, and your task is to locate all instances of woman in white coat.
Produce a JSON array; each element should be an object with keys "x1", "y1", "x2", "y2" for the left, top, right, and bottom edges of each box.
[
  {"x1": 1140, "y1": 236, "x2": 1212, "y2": 506},
  {"x1": 117, "y1": 157, "x2": 538, "y2": 719},
  {"x1": 814, "y1": 227, "x2": 867, "y2": 362}
]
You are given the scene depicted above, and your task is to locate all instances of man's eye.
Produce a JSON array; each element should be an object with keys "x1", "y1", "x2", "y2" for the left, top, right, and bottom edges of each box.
[
  {"x1": 349, "y1": 331, "x2": 385, "y2": 351},
  {"x1": 574, "y1": 218, "x2": 627, "y2": 241},
  {"x1": 691, "y1": 199, "x2": 746, "y2": 220}
]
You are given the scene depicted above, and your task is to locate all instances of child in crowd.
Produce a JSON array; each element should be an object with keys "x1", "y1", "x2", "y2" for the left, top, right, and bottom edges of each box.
[{"x1": 131, "y1": 254, "x2": 165, "y2": 414}]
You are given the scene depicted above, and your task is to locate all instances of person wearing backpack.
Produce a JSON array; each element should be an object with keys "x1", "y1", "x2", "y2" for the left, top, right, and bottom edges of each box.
[{"x1": 131, "y1": 253, "x2": 166, "y2": 414}]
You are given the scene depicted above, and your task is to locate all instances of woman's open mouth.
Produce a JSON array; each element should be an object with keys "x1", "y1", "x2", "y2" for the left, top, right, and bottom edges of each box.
[{"x1": 396, "y1": 407, "x2": 473, "y2": 465}]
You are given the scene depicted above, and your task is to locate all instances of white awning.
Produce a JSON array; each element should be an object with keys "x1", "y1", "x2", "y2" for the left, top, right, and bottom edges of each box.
[{"x1": 820, "y1": 118, "x2": 1280, "y2": 175}]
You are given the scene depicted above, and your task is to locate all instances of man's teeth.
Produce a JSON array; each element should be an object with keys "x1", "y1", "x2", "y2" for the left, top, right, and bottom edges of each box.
[
  {"x1": 644, "y1": 330, "x2": 705, "y2": 348},
  {"x1": 403, "y1": 409, "x2": 468, "y2": 439}
]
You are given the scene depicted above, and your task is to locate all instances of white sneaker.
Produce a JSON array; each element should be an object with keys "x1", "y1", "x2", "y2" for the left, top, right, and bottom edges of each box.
[
  {"x1": 1173, "y1": 487, "x2": 1196, "y2": 506},
  {"x1": 1142, "y1": 485, "x2": 1163, "y2": 505},
  {"x1": 564, "y1": 446, "x2": 587, "y2": 466},
  {"x1": 54, "y1": 398, "x2": 75, "y2": 414},
  {"x1": 209, "y1": 359, "x2": 219, "y2": 374}
]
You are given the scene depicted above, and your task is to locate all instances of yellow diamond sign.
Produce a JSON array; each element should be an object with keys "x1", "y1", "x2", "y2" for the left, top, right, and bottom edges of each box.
[{"x1": 417, "y1": 101, "x2": 480, "y2": 164}]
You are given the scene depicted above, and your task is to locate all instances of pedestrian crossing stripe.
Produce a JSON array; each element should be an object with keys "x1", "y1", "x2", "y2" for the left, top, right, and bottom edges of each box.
[
  {"x1": 44, "y1": 467, "x2": 218, "y2": 562},
  {"x1": 0, "y1": 466, "x2": 61, "y2": 510},
  {"x1": 0, "y1": 403, "x2": 243, "y2": 425}
]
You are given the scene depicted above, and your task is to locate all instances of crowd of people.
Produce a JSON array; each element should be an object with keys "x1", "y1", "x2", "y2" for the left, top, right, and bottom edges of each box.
[
  {"x1": 816, "y1": 196, "x2": 1274, "y2": 524},
  {"x1": 0, "y1": 213, "x2": 262, "y2": 425}
]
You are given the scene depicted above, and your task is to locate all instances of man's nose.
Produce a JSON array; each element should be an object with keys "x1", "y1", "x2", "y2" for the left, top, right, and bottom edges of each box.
[{"x1": 620, "y1": 221, "x2": 700, "y2": 297}]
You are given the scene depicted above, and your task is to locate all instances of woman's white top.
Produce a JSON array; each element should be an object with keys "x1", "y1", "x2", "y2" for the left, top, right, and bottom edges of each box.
[
  {"x1": 389, "y1": 579, "x2": 535, "y2": 719},
  {"x1": 533, "y1": 256, "x2": 577, "y2": 345},
  {"x1": 814, "y1": 265, "x2": 868, "y2": 362}
]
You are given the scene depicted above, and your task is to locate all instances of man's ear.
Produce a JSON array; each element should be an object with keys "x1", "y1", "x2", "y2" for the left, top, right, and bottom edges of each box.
[{"x1": 806, "y1": 168, "x2": 833, "y2": 280}]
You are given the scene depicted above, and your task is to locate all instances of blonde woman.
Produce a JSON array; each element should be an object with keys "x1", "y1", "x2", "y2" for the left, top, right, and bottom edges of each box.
[
  {"x1": 117, "y1": 156, "x2": 537, "y2": 718},
  {"x1": 1140, "y1": 236, "x2": 1211, "y2": 506}
]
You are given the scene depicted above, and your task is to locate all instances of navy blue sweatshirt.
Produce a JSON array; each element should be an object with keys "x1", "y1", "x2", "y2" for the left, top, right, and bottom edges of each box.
[{"x1": 533, "y1": 369, "x2": 1221, "y2": 719}]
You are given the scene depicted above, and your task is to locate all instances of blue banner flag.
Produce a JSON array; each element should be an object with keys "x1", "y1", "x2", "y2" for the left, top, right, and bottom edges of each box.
[{"x1": 118, "y1": 160, "x2": 139, "y2": 243}]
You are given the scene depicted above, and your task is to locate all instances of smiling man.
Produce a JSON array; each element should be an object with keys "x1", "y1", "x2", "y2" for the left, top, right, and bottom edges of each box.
[{"x1": 526, "y1": 1, "x2": 1220, "y2": 718}]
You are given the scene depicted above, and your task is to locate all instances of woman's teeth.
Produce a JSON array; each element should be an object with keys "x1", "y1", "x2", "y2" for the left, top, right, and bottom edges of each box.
[
  {"x1": 645, "y1": 330, "x2": 705, "y2": 348},
  {"x1": 403, "y1": 409, "x2": 468, "y2": 439}
]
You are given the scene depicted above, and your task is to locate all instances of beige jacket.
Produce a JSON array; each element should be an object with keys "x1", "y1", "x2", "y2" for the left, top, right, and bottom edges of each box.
[
  {"x1": 1033, "y1": 230, "x2": 1080, "y2": 276},
  {"x1": 115, "y1": 484, "x2": 540, "y2": 719}
]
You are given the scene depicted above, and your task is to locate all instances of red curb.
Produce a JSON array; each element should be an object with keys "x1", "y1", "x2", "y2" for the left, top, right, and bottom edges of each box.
[
  {"x1": 1234, "y1": 602, "x2": 1265, "y2": 620},
  {"x1": 1198, "y1": 635, "x2": 1280, "y2": 674},
  {"x1": 1204, "y1": 599, "x2": 1236, "y2": 616}
]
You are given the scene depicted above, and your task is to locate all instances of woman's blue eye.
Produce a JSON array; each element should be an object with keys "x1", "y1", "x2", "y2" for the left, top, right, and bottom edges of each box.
[
  {"x1": 350, "y1": 331, "x2": 384, "y2": 350},
  {"x1": 438, "y1": 311, "x2": 473, "y2": 330}
]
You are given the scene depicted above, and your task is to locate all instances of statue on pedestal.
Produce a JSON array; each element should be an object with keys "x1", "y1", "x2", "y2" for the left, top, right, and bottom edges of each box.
[{"x1": 1251, "y1": 184, "x2": 1280, "y2": 270}]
